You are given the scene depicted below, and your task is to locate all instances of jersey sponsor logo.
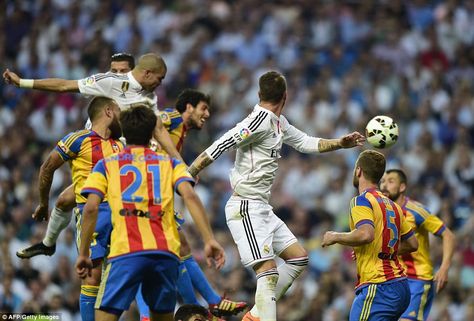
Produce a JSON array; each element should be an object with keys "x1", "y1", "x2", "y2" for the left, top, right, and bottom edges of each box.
[
  {"x1": 270, "y1": 148, "x2": 281, "y2": 158},
  {"x1": 119, "y1": 208, "x2": 164, "y2": 220},
  {"x1": 239, "y1": 128, "x2": 250, "y2": 139},
  {"x1": 120, "y1": 81, "x2": 130, "y2": 98}
]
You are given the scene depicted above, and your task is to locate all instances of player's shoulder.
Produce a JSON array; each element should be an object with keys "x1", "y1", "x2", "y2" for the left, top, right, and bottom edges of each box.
[
  {"x1": 406, "y1": 198, "x2": 431, "y2": 216},
  {"x1": 60, "y1": 129, "x2": 92, "y2": 144},
  {"x1": 80, "y1": 72, "x2": 128, "y2": 86},
  {"x1": 242, "y1": 106, "x2": 272, "y2": 132}
]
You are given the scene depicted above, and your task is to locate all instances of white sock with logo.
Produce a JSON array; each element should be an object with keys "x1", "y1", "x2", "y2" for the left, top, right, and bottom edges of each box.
[
  {"x1": 250, "y1": 268, "x2": 278, "y2": 321},
  {"x1": 275, "y1": 257, "x2": 309, "y2": 300}
]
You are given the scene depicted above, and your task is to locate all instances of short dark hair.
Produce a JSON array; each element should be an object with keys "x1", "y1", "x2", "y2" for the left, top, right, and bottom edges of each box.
[
  {"x1": 87, "y1": 96, "x2": 116, "y2": 121},
  {"x1": 120, "y1": 106, "x2": 157, "y2": 146},
  {"x1": 258, "y1": 71, "x2": 286, "y2": 104},
  {"x1": 174, "y1": 304, "x2": 208, "y2": 321},
  {"x1": 386, "y1": 169, "x2": 407, "y2": 185},
  {"x1": 356, "y1": 150, "x2": 386, "y2": 184},
  {"x1": 111, "y1": 53, "x2": 135, "y2": 69},
  {"x1": 175, "y1": 89, "x2": 211, "y2": 113}
]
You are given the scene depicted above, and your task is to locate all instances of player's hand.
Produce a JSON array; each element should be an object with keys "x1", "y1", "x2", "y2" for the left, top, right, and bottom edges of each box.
[
  {"x1": 321, "y1": 231, "x2": 338, "y2": 247},
  {"x1": 3, "y1": 69, "x2": 20, "y2": 86},
  {"x1": 75, "y1": 255, "x2": 93, "y2": 279},
  {"x1": 204, "y1": 238, "x2": 226, "y2": 270},
  {"x1": 32, "y1": 205, "x2": 49, "y2": 221},
  {"x1": 434, "y1": 266, "x2": 449, "y2": 293},
  {"x1": 339, "y1": 132, "x2": 365, "y2": 148}
]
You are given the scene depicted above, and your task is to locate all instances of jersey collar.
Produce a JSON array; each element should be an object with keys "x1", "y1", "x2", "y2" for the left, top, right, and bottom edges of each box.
[
  {"x1": 255, "y1": 104, "x2": 280, "y2": 121},
  {"x1": 127, "y1": 71, "x2": 142, "y2": 90}
]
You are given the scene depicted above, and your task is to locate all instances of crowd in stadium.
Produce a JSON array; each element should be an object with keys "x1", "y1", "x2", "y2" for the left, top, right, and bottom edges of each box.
[{"x1": 1, "y1": 0, "x2": 474, "y2": 320}]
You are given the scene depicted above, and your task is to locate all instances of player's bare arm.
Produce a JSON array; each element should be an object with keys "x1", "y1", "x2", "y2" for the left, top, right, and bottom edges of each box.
[
  {"x1": 321, "y1": 224, "x2": 375, "y2": 247},
  {"x1": 318, "y1": 132, "x2": 365, "y2": 153},
  {"x1": 177, "y1": 181, "x2": 225, "y2": 270},
  {"x1": 3, "y1": 69, "x2": 79, "y2": 92},
  {"x1": 187, "y1": 152, "x2": 213, "y2": 178},
  {"x1": 153, "y1": 118, "x2": 184, "y2": 162},
  {"x1": 398, "y1": 233, "x2": 418, "y2": 255},
  {"x1": 75, "y1": 193, "x2": 101, "y2": 279},
  {"x1": 434, "y1": 228, "x2": 456, "y2": 293},
  {"x1": 35, "y1": 151, "x2": 66, "y2": 221}
]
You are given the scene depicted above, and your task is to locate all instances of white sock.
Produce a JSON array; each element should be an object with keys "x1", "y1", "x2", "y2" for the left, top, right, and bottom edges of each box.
[
  {"x1": 43, "y1": 207, "x2": 72, "y2": 247},
  {"x1": 251, "y1": 268, "x2": 278, "y2": 321},
  {"x1": 275, "y1": 257, "x2": 309, "y2": 300}
]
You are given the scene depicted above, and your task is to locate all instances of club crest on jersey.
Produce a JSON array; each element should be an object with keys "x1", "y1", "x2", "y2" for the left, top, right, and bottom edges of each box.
[
  {"x1": 120, "y1": 81, "x2": 129, "y2": 98},
  {"x1": 239, "y1": 128, "x2": 250, "y2": 139},
  {"x1": 160, "y1": 112, "x2": 170, "y2": 122},
  {"x1": 112, "y1": 143, "x2": 120, "y2": 152}
]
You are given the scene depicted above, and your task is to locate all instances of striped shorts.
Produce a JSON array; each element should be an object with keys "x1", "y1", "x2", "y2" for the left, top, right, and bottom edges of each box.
[{"x1": 225, "y1": 196, "x2": 297, "y2": 267}]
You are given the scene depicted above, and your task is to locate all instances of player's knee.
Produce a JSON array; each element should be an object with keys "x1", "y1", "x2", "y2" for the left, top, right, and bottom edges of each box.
[
  {"x1": 286, "y1": 255, "x2": 309, "y2": 278},
  {"x1": 56, "y1": 190, "x2": 76, "y2": 211}
]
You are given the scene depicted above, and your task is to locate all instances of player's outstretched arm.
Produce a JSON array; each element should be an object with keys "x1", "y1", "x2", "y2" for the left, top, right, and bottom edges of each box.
[
  {"x1": 34, "y1": 150, "x2": 66, "y2": 221},
  {"x1": 3, "y1": 69, "x2": 79, "y2": 92},
  {"x1": 177, "y1": 181, "x2": 225, "y2": 269},
  {"x1": 153, "y1": 118, "x2": 184, "y2": 162},
  {"x1": 187, "y1": 152, "x2": 213, "y2": 178},
  {"x1": 318, "y1": 132, "x2": 365, "y2": 153},
  {"x1": 434, "y1": 227, "x2": 456, "y2": 293},
  {"x1": 321, "y1": 224, "x2": 375, "y2": 247},
  {"x1": 75, "y1": 193, "x2": 101, "y2": 279}
]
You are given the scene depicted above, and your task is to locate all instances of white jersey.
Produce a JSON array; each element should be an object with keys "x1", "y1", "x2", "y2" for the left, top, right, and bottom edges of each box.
[
  {"x1": 204, "y1": 104, "x2": 321, "y2": 203},
  {"x1": 79, "y1": 71, "x2": 158, "y2": 128}
]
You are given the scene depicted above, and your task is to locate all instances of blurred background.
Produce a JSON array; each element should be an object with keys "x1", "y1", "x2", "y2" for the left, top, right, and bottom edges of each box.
[{"x1": 1, "y1": 0, "x2": 474, "y2": 320}]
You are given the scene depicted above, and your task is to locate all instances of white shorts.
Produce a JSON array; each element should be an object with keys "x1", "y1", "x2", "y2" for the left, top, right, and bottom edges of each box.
[{"x1": 225, "y1": 196, "x2": 297, "y2": 267}]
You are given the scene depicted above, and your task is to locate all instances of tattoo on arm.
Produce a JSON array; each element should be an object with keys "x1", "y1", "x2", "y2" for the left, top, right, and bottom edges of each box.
[
  {"x1": 38, "y1": 164, "x2": 55, "y2": 206},
  {"x1": 318, "y1": 139, "x2": 342, "y2": 153},
  {"x1": 188, "y1": 152, "x2": 213, "y2": 177}
]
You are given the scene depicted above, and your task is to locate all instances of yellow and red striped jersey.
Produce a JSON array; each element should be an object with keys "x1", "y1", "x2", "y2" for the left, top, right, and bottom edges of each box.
[
  {"x1": 55, "y1": 129, "x2": 123, "y2": 203},
  {"x1": 399, "y1": 197, "x2": 446, "y2": 280},
  {"x1": 158, "y1": 108, "x2": 187, "y2": 152},
  {"x1": 350, "y1": 188, "x2": 414, "y2": 289},
  {"x1": 81, "y1": 146, "x2": 195, "y2": 260}
]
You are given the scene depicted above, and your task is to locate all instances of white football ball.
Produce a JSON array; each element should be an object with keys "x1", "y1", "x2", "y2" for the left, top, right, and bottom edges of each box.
[{"x1": 365, "y1": 115, "x2": 399, "y2": 148}]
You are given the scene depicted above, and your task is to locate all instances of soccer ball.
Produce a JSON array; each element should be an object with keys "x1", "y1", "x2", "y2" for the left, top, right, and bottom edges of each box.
[{"x1": 365, "y1": 116, "x2": 399, "y2": 148}]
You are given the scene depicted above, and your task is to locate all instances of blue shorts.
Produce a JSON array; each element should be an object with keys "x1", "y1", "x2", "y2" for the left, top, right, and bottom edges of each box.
[
  {"x1": 401, "y1": 279, "x2": 434, "y2": 321},
  {"x1": 75, "y1": 202, "x2": 112, "y2": 261},
  {"x1": 95, "y1": 253, "x2": 179, "y2": 314},
  {"x1": 350, "y1": 278, "x2": 410, "y2": 321}
]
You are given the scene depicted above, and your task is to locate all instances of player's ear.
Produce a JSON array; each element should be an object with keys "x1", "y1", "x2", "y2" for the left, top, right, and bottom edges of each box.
[
  {"x1": 186, "y1": 103, "x2": 194, "y2": 112},
  {"x1": 399, "y1": 182, "x2": 407, "y2": 194}
]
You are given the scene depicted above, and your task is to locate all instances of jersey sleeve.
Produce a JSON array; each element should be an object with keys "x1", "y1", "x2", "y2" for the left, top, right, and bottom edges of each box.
[
  {"x1": 281, "y1": 115, "x2": 321, "y2": 153},
  {"x1": 81, "y1": 159, "x2": 108, "y2": 200},
  {"x1": 171, "y1": 158, "x2": 195, "y2": 193},
  {"x1": 204, "y1": 111, "x2": 268, "y2": 160},
  {"x1": 423, "y1": 214, "x2": 446, "y2": 237},
  {"x1": 78, "y1": 73, "x2": 114, "y2": 97},
  {"x1": 55, "y1": 131, "x2": 87, "y2": 161},
  {"x1": 158, "y1": 109, "x2": 183, "y2": 131},
  {"x1": 350, "y1": 195, "x2": 374, "y2": 229}
]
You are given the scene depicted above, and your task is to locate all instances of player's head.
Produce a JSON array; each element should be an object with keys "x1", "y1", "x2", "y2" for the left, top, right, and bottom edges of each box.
[
  {"x1": 258, "y1": 71, "x2": 287, "y2": 105},
  {"x1": 134, "y1": 53, "x2": 167, "y2": 91},
  {"x1": 380, "y1": 169, "x2": 407, "y2": 202},
  {"x1": 353, "y1": 150, "x2": 386, "y2": 188},
  {"x1": 176, "y1": 89, "x2": 211, "y2": 129},
  {"x1": 174, "y1": 304, "x2": 209, "y2": 321},
  {"x1": 110, "y1": 53, "x2": 135, "y2": 74},
  {"x1": 120, "y1": 105, "x2": 157, "y2": 146},
  {"x1": 87, "y1": 96, "x2": 122, "y2": 139}
]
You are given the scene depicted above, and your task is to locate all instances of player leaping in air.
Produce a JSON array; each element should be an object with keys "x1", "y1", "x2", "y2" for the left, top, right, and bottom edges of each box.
[
  {"x1": 13, "y1": 53, "x2": 136, "y2": 259},
  {"x1": 187, "y1": 70, "x2": 365, "y2": 321}
]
